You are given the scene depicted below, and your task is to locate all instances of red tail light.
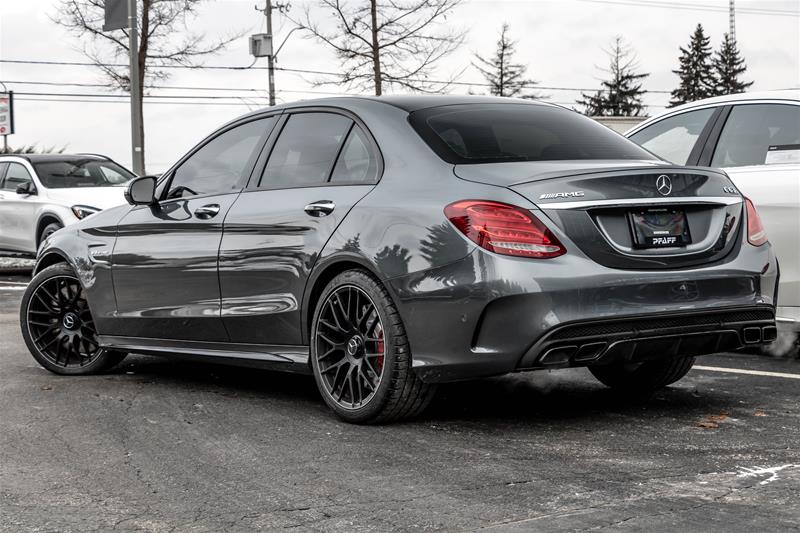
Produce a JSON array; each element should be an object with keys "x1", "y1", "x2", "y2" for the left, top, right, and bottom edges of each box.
[
  {"x1": 444, "y1": 200, "x2": 566, "y2": 258},
  {"x1": 745, "y1": 198, "x2": 768, "y2": 246}
]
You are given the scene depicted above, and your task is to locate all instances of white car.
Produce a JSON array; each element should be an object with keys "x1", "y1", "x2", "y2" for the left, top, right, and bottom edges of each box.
[
  {"x1": 0, "y1": 154, "x2": 135, "y2": 256},
  {"x1": 626, "y1": 90, "x2": 800, "y2": 331}
]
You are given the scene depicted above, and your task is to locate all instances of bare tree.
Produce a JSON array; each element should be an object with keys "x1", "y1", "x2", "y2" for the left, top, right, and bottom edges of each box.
[
  {"x1": 52, "y1": 0, "x2": 240, "y2": 171},
  {"x1": 293, "y1": 0, "x2": 466, "y2": 95},
  {"x1": 473, "y1": 23, "x2": 541, "y2": 99}
]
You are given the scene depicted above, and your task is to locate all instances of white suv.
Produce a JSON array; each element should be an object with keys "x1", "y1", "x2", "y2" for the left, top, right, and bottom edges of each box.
[
  {"x1": 626, "y1": 90, "x2": 800, "y2": 331},
  {"x1": 0, "y1": 154, "x2": 135, "y2": 256}
]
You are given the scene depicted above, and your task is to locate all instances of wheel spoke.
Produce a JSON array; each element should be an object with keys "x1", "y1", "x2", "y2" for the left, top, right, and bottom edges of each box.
[
  {"x1": 33, "y1": 326, "x2": 59, "y2": 344},
  {"x1": 34, "y1": 291, "x2": 58, "y2": 313},
  {"x1": 359, "y1": 366, "x2": 376, "y2": 392}
]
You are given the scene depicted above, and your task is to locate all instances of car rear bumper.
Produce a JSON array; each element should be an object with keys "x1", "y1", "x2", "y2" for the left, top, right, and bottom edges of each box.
[{"x1": 389, "y1": 244, "x2": 779, "y2": 383}]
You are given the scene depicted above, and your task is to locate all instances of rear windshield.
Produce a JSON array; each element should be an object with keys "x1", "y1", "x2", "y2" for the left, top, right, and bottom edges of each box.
[
  {"x1": 33, "y1": 159, "x2": 136, "y2": 189},
  {"x1": 409, "y1": 103, "x2": 657, "y2": 164}
]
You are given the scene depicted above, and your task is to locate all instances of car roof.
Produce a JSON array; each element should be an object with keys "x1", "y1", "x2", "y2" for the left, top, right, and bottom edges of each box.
[
  {"x1": 237, "y1": 94, "x2": 553, "y2": 119},
  {"x1": 652, "y1": 89, "x2": 799, "y2": 116},
  {"x1": 0, "y1": 153, "x2": 110, "y2": 163}
]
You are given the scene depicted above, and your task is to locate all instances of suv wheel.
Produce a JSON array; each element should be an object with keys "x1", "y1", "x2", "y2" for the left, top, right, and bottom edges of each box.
[
  {"x1": 20, "y1": 263, "x2": 126, "y2": 375},
  {"x1": 310, "y1": 270, "x2": 435, "y2": 424},
  {"x1": 589, "y1": 356, "x2": 695, "y2": 394},
  {"x1": 39, "y1": 221, "x2": 63, "y2": 247}
]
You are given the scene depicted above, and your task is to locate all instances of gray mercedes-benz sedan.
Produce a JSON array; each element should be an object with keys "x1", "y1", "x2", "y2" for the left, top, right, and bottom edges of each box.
[{"x1": 21, "y1": 96, "x2": 778, "y2": 423}]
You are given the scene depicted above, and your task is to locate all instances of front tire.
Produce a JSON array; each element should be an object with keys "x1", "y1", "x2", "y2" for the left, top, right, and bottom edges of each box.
[
  {"x1": 20, "y1": 263, "x2": 126, "y2": 375},
  {"x1": 589, "y1": 356, "x2": 695, "y2": 394},
  {"x1": 38, "y1": 222, "x2": 63, "y2": 248},
  {"x1": 310, "y1": 270, "x2": 435, "y2": 424}
]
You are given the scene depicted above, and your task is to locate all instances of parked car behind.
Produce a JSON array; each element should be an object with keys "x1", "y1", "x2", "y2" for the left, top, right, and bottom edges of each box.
[
  {"x1": 626, "y1": 91, "x2": 800, "y2": 332},
  {"x1": 0, "y1": 154, "x2": 135, "y2": 256}
]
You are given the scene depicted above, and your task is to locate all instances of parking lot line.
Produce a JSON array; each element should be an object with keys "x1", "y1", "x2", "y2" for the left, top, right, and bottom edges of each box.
[{"x1": 694, "y1": 365, "x2": 800, "y2": 380}]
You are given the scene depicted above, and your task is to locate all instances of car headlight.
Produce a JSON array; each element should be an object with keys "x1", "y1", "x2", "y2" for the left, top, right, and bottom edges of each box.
[{"x1": 71, "y1": 205, "x2": 101, "y2": 219}]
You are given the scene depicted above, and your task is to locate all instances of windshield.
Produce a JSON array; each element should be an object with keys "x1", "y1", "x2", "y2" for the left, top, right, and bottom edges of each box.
[
  {"x1": 33, "y1": 159, "x2": 136, "y2": 189},
  {"x1": 409, "y1": 103, "x2": 657, "y2": 164}
]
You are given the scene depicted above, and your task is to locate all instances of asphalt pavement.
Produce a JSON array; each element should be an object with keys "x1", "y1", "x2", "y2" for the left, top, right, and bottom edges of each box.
[{"x1": 1, "y1": 271, "x2": 799, "y2": 532}]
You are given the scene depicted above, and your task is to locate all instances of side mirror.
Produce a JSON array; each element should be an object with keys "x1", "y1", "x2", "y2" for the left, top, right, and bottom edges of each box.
[
  {"x1": 15, "y1": 182, "x2": 35, "y2": 195},
  {"x1": 125, "y1": 175, "x2": 157, "y2": 205}
]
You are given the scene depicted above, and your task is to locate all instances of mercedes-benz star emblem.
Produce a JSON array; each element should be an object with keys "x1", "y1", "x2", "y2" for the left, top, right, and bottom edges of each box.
[
  {"x1": 62, "y1": 313, "x2": 76, "y2": 329},
  {"x1": 346, "y1": 337, "x2": 362, "y2": 356},
  {"x1": 656, "y1": 174, "x2": 672, "y2": 196}
]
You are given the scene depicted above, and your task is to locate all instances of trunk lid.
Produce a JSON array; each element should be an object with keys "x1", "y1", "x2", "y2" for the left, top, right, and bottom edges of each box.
[{"x1": 455, "y1": 163, "x2": 745, "y2": 270}]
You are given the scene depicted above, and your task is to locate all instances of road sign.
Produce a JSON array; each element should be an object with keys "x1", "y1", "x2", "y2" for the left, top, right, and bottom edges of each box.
[
  {"x1": 0, "y1": 92, "x2": 14, "y2": 136},
  {"x1": 104, "y1": 0, "x2": 129, "y2": 31}
]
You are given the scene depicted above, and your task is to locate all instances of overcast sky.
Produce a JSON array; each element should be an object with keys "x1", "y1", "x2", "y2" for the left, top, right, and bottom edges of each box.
[{"x1": 1, "y1": 0, "x2": 798, "y2": 172}]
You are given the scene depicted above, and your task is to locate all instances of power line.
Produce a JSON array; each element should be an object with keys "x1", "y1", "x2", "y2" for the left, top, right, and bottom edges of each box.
[
  {"x1": 15, "y1": 97, "x2": 264, "y2": 107},
  {"x1": 0, "y1": 61, "x2": 674, "y2": 94},
  {"x1": 571, "y1": 0, "x2": 799, "y2": 16}
]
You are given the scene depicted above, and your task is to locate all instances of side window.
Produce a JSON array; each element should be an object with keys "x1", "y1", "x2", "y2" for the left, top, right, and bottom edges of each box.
[
  {"x1": 3, "y1": 163, "x2": 33, "y2": 191},
  {"x1": 330, "y1": 126, "x2": 379, "y2": 184},
  {"x1": 166, "y1": 117, "x2": 275, "y2": 199},
  {"x1": 259, "y1": 113, "x2": 352, "y2": 189},
  {"x1": 0, "y1": 162, "x2": 8, "y2": 188},
  {"x1": 711, "y1": 104, "x2": 800, "y2": 168},
  {"x1": 629, "y1": 108, "x2": 716, "y2": 164}
]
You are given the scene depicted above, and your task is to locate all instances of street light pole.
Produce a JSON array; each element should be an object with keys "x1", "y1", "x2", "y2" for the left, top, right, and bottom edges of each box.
[{"x1": 128, "y1": 0, "x2": 144, "y2": 174}]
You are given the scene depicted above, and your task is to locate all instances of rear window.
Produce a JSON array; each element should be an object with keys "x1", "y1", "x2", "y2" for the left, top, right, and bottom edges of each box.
[{"x1": 409, "y1": 104, "x2": 656, "y2": 164}]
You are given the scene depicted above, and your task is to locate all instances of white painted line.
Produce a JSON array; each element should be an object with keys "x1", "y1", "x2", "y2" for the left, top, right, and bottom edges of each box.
[
  {"x1": 0, "y1": 281, "x2": 28, "y2": 286},
  {"x1": 0, "y1": 286, "x2": 27, "y2": 291},
  {"x1": 694, "y1": 365, "x2": 800, "y2": 380}
]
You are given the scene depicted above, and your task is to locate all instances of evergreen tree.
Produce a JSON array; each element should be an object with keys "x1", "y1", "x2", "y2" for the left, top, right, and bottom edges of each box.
[
  {"x1": 578, "y1": 36, "x2": 649, "y2": 116},
  {"x1": 473, "y1": 24, "x2": 541, "y2": 98},
  {"x1": 670, "y1": 24, "x2": 716, "y2": 106},
  {"x1": 713, "y1": 33, "x2": 753, "y2": 95}
]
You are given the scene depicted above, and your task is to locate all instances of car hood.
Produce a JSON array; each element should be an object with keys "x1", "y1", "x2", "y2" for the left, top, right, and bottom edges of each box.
[
  {"x1": 453, "y1": 159, "x2": 667, "y2": 186},
  {"x1": 43, "y1": 186, "x2": 129, "y2": 210}
]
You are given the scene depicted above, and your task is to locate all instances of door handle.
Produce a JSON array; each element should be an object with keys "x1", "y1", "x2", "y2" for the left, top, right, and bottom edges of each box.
[
  {"x1": 194, "y1": 204, "x2": 220, "y2": 219},
  {"x1": 304, "y1": 200, "x2": 336, "y2": 217}
]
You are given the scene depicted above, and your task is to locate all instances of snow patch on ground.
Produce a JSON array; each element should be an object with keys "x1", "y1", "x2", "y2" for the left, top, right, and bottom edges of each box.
[{"x1": 737, "y1": 464, "x2": 800, "y2": 486}]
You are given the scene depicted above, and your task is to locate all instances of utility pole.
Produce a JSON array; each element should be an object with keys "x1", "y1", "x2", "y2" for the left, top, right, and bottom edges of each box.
[
  {"x1": 265, "y1": 0, "x2": 275, "y2": 106},
  {"x1": 128, "y1": 0, "x2": 144, "y2": 174},
  {"x1": 255, "y1": 2, "x2": 291, "y2": 106},
  {"x1": 729, "y1": 0, "x2": 736, "y2": 41}
]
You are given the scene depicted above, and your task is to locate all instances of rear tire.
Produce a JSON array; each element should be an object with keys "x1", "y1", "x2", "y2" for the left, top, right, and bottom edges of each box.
[
  {"x1": 20, "y1": 263, "x2": 126, "y2": 375},
  {"x1": 589, "y1": 356, "x2": 695, "y2": 394},
  {"x1": 310, "y1": 269, "x2": 436, "y2": 424}
]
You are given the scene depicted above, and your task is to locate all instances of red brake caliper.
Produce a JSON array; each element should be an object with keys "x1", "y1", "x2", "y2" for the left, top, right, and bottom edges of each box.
[{"x1": 375, "y1": 323, "x2": 385, "y2": 373}]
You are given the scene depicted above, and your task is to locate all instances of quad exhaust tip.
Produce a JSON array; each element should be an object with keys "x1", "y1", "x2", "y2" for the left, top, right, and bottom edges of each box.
[{"x1": 743, "y1": 327, "x2": 761, "y2": 344}]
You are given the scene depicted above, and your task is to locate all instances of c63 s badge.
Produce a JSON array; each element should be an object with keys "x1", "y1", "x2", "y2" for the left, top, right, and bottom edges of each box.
[{"x1": 539, "y1": 191, "x2": 585, "y2": 200}]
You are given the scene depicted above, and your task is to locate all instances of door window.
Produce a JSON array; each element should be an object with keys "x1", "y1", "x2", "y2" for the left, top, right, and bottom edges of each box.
[
  {"x1": 330, "y1": 126, "x2": 379, "y2": 184},
  {"x1": 628, "y1": 108, "x2": 716, "y2": 164},
  {"x1": 259, "y1": 113, "x2": 352, "y2": 189},
  {"x1": 166, "y1": 117, "x2": 275, "y2": 199},
  {"x1": 2, "y1": 163, "x2": 33, "y2": 191},
  {"x1": 711, "y1": 104, "x2": 800, "y2": 167}
]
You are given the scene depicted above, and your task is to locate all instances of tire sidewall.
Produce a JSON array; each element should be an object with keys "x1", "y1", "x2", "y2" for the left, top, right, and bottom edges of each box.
[
  {"x1": 310, "y1": 271, "x2": 399, "y2": 422},
  {"x1": 20, "y1": 263, "x2": 117, "y2": 375}
]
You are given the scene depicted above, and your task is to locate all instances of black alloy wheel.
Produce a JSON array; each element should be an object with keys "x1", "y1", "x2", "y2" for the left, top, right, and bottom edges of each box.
[
  {"x1": 314, "y1": 284, "x2": 386, "y2": 410},
  {"x1": 21, "y1": 263, "x2": 126, "y2": 375},
  {"x1": 310, "y1": 270, "x2": 435, "y2": 424}
]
